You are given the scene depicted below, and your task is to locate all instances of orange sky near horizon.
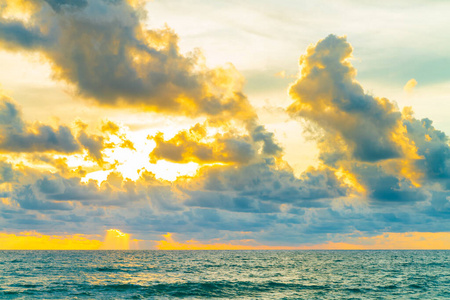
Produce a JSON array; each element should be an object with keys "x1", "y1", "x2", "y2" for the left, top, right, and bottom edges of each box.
[{"x1": 2, "y1": 230, "x2": 450, "y2": 250}]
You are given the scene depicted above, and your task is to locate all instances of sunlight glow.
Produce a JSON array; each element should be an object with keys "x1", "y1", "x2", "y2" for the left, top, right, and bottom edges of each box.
[
  {"x1": 100, "y1": 229, "x2": 131, "y2": 250},
  {"x1": 81, "y1": 127, "x2": 201, "y2": 183},
  {"x1": 82, "y1": 170, "x2": 111, "y2": 184}
]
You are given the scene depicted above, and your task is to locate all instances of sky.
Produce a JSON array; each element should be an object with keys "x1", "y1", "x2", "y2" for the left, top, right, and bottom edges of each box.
[{"x1": 1, "y1": 0, "x2": 450, "y2": 250}]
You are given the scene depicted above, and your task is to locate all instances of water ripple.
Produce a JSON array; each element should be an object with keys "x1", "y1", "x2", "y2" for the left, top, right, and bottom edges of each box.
[{"x1": 0, "y1": 250, "x2": 449, "y2": 299}]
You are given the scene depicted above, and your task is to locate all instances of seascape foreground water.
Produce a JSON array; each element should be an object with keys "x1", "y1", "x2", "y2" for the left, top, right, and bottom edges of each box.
[{"x1": 0, "y1": 250, "x2": 449, "y2": 299}]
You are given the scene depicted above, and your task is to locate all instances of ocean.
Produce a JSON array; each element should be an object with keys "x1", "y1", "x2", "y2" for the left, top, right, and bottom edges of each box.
[{"x1": 0, "y1": 250, "x2": 449, "y2": 299}]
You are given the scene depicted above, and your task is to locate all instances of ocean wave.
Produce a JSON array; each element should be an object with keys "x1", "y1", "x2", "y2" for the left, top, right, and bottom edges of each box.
[{"x1": 1, "y1": 250, "x2": 449, "y2": 299}]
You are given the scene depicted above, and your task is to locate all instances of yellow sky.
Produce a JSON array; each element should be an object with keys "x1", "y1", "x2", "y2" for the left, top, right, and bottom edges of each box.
[{"x1": 2, "y1": 230, "x2": 450, "y2": 250}]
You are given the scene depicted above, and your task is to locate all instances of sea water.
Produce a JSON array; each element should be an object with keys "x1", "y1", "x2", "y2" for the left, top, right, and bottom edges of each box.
[{"x1": 0, "y1": 250, "x2": 449, "y2": 299}]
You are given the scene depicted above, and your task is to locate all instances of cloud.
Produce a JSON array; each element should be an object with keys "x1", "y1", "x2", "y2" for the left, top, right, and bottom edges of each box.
[
  {"x1": 0, "y1": 161, "x2": 16, "y2": 183},
  {"x1": 101, "y1": 120, "x2": 135, "y2": 150},
  {"x1": 403, "y1": 111, "x2": 450, "y2": 182},
  {"x1": 0, "y1": 93, "x2": 143, "y2": 168},
  {"x1": 350, "y1": 163, "x2": 428, "y2": 203},
  {"x1": 249, "y1": 123, "x2": 283, "y2": 156},
  {"x1": 35, "y1": 175, "x2": 107, "y2": 202},
  {"x1": 0, "y1": 154, "x2": 348, "y2": 240},
  {"x1": 7, "y1": 168, "x2": 182, "y2": 212},
  {"x1": 0, "y1": 95, "x2": 119, "y2": 168},
  {"x1": 1, "y1": 8, "x2": 450, "y2": 250},
  {"x1": 149, "y1": 123, "x2": 257, "y2": 165},
  {"x1": 404, "y1": 78, "x2": 418, "y2": 93},
  {"x1": 101, "y1": 121, "x2": 120, "y2": 135},
  {"x1": 287, "y1": 35, "x2": 446, "y2": 203},
  {"x1": 0, "y1": 96, "x2": 80, "y2": 153},
  {"x1": 0, "y1": 0, "x2": 255, "y2": 122},
  {"x1": 0, "y1": 18, "x2": 47, "y2": 49},
  {"x1": 14, "y1": 185, "x2": 74, "y2": 211},
  {"x1": 180, "y1": 161, "x2": 349, "y2": 213},
  {"x1": 274, "y1": 70, "x2": 286, "y2": 78},
  {"x1": 2, "y1": 155, "x2": 450, "y2": 246},
  {"x1": 0, "y1": 0, "x2": 283, "y2": 169},
  {"x1": 77, "y1": 129, "x2": 106, "y2": 165},
  {"x1": 288, "y1": 34, "x2": 415, "y2": 163}
]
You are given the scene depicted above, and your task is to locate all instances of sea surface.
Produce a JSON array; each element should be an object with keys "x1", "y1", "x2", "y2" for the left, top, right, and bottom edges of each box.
[{"x1": 0, "y1": 250, "x2": 449, "y2": 299}]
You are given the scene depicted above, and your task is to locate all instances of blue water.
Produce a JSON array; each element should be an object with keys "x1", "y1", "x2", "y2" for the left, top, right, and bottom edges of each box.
[{"x1": 0, "y1": 250, "x2": 449, "y2": 299}]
